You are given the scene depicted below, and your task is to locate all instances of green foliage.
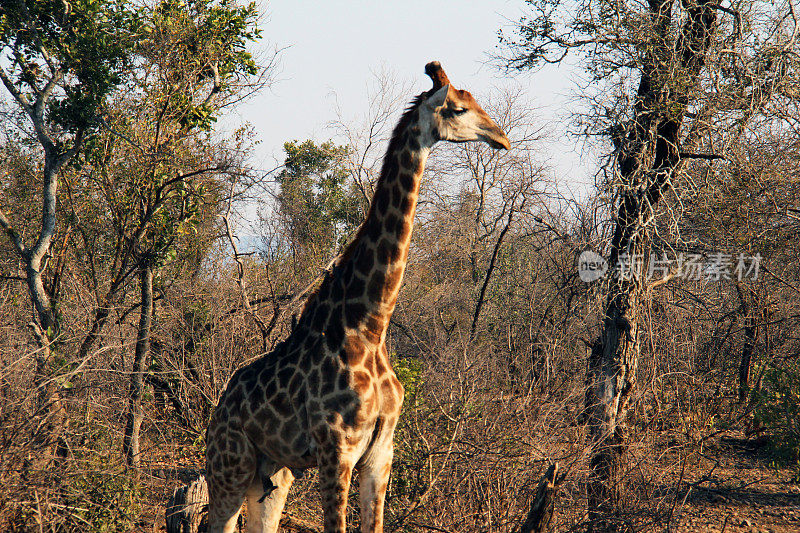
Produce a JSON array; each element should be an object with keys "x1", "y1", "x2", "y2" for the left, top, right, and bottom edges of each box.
[
  {"x1": 392, "y1": 355, "x2": 423, "y2": 404},
  {"x1": 143, "y1": 0, "x2": 260, "y2": 131},
  {"x1": 60, "y1": 419, "x2": 144, "y2": 532},
  {"x1": 0, "y1": 0, "x2": 136, "y2": 132},
  {"x1": 0, "y1": 0, "x2": 260, "y2": 134},
  {"x1": 277, "y1": 139, "x2": 360, "y2": 253},
  {"x1": 58, "y1": 1, "x2": 261, "y2": 273},
  {"x1": 71, "y1": 470, "x2": 142, "y2": 532},
  {"x1": 149, "y1": 0, "x2": 259, "y2": 77},
  {"x1": 753, "y1": 364, "x2": 800, "y2": 464},
  {"x1": 389, "y1": 356, "x2": 425, "y2": 499}
]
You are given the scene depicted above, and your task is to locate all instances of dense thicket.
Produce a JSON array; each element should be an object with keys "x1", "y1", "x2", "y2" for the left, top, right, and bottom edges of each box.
[{"x1": 2, "y1": 1, "x2": 800, "y2": 532}]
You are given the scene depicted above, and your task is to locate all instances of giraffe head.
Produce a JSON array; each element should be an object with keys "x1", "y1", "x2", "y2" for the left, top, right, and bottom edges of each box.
[{"x1": 420, "y1": 61, "x2": 511, "y2": 150}]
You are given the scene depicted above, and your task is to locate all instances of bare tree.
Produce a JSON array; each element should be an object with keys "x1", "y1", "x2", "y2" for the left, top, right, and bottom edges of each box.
[{"x1": 502, "y1": 0, "x2": 800, "y2": 528}]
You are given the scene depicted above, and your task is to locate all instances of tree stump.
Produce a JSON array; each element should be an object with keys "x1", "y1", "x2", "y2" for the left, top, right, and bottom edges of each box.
[
  {"x1": 166, "y1": 475, "x2": 209, "y2": 533},
  {"x1": 519, "y1": 462, "x2": 559, "y2": 533}
]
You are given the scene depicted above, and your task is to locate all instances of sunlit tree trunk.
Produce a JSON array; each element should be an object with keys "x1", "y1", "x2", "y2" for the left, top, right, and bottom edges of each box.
[
  {"x1": 2, "y1": 137, "x2": 79, "y2": 470},
  {"x1": 584, "y1": 2, "x2": 717, "y2": 529}
]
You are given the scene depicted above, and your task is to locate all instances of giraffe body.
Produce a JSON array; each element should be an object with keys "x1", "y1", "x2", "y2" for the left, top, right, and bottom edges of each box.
[{"x1": 205, "y1": 61, "x2": 510, "y2": 533}]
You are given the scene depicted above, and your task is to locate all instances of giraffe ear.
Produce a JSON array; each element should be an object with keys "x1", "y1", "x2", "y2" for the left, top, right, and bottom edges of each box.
[{"x1": 425, "y1": 84, "x2": 449, "y2": 109}]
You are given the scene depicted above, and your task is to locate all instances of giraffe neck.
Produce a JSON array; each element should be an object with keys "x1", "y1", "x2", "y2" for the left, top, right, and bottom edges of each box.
[{"x1": 331, "y1": 106, "x2": 433, "y2": 346}]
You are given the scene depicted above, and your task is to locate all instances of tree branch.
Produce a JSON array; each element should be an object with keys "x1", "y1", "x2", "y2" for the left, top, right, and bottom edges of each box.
[
  {"x1": 220, "y1": 210, "x2": 271, "y2": 348},
  {"x1": 0, "y1": 64, "x2": 32, "y2": 113},
  {"x1": 470, "y1": 193, "x2": 525, "y2": 340},
  {"x1": 0, "y1": 205, "x2": 27, "y2": 257},
  {"x1": 679, "y1": 152, "x2": 726, "y2": 161}
]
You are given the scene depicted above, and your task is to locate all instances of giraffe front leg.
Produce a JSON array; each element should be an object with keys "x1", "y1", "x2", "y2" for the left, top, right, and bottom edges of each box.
[
  {"x1": 357, "y1": 421, "x2": 397, "y2": 533},
  {"x1": 318, "y1": 447, "x2": 355, "y2": 533},
  {"x1": 245, "y1": 466, "x2": 295, "y2": 533},
  {"x1": 206, "y1": 442, "x2": 256, "y2": 533}
]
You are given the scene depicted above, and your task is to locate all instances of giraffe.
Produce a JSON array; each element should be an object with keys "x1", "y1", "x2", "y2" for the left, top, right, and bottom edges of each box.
[{"x1": 205, "y1": 61, "x2": 511, "y2": 533}]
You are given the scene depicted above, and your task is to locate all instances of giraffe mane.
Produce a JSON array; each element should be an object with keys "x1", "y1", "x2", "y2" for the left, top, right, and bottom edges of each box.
[
  {"x1": 383, "y1": 91, "x2": 427, "y2": 163},
  {"x1": 299, "y1": 92, "x2": 429, "y2": 315}
]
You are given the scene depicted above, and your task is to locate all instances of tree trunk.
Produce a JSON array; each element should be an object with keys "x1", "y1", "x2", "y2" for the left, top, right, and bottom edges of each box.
[
  {"x1": 77, "y1": 305, "x2": 111, "y2": 361},
  {"x1": 25, "y1": 158, "x2": 61, "y2": 335},
  {"x1": 25, "y1": 323, "x2": 67, "y2": 476},
  {"x1": 124, "y1": 261, "x2": 153, "y2": 468},
  {"x1": 0, "y1": 47, "x2": 87, "y2": 477},
  {"x1": 166, "y1": 476, "x2": 209, "y2": 533},
  {"x1": 738, "y1": 320, "x2": 756, "y2": 402},
  {"x1": 25, "y1": 255, "x2": 57, "y2": 335},
  {"x1": 737, "y1": 288, "x2": 758, "y2": 403},
  {"x1": 519, "y1": 463, "x2": 559, "y2": 533},
  {"x1": 584, "y1": 2, "x2": 717, "y2": 529},
  {"x1": 24, "y1": 158, "x2": 67, "y2": 473},
  {"x1": 585, "y1": 251, "x2": 642, "y2": 532}
]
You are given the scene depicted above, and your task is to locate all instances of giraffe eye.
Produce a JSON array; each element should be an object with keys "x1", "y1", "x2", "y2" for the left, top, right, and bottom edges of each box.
[{"x1": 452, "y1": 108, "x2": 468, "y2": 115}]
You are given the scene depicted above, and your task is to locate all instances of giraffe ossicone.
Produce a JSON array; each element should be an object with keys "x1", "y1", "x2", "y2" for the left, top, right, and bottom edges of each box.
[{"x1": 205, "y1": 61, "x2": 510, "y2": 533}]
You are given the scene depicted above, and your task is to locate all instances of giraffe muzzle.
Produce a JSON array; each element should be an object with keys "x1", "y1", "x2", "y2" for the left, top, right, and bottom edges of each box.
[{"x1": 482, "y1": 128, "x2": 511, "y2": 150}]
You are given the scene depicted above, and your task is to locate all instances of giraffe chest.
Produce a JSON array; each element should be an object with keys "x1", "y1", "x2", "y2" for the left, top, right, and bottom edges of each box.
[
  {"x1": 302, "y1": 345, "x2": 404, "y2": 460},
  {"x1": 218, "y1": 338, "x2": 401, "y2": 467},
  {"x1": 301, "y1": 336, "x2": 403, "y2": 447}
]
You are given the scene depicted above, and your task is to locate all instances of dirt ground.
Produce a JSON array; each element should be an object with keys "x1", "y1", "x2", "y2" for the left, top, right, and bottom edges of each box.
[
  {"x1": 676, "y1": 437, "x2": 800, "y2": 533},
  {"x1": 153, "y1": 433, "x2": 800, "y2": 533}
]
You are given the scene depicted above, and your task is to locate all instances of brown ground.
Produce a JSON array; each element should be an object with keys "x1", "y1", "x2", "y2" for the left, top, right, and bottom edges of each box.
[
  {"x1": 153, "y1": 433, "x2": 800, "y2": 532},
  {"x1": 676, "y1": 436, "x2": 800, "y2": 533}
]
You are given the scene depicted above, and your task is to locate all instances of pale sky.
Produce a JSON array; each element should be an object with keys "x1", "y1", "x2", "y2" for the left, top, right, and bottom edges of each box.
[{"x1": 231, "y1": 1, "x2": 597, "y2": 199}]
